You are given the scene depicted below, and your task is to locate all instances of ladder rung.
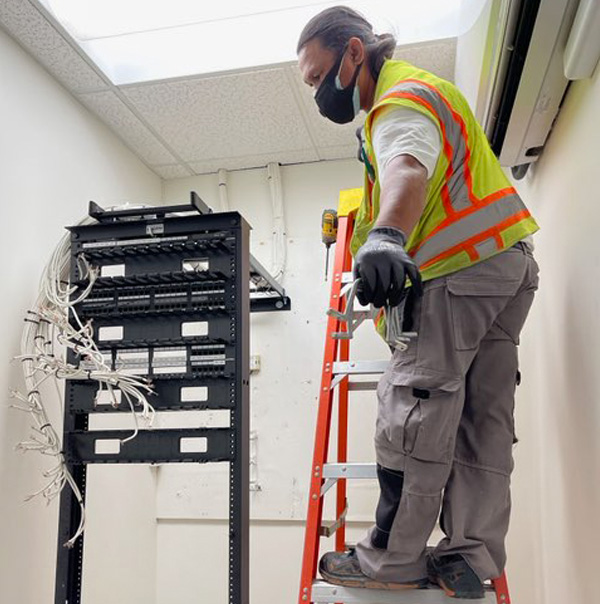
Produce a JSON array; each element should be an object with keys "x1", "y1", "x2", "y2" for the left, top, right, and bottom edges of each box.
[
  {"x1": 347, "y1": 380, "x2": 378, "y2": 391},
  {"x1": 311, "y1": 581, "x2": 497, "y2": 603},
  {"x1": 329, "y1": 309, "x2": 371, "y2": 322},
  {"x1": 332, "y1": 361, "x2": 388, "y2": 376},
  {"x1": 342, "y1": 271, "x2": 354, "y2": 283},
  {"x1": 331, "y1": 309, "x2": 372, "y2": 340},
  {"x1": 319, "y1": 504, "x2": 348, "y2": 537},
  {"x1": 322, "y1": 463, "x2": 377, "y2": 479}
]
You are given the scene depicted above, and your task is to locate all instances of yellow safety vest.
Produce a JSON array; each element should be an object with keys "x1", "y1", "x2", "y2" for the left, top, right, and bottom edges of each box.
[{"x1": 351, "y1": 59, "x2": 539, "y2": 337}]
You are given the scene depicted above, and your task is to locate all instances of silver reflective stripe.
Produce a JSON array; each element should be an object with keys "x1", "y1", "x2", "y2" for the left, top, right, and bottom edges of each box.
[
  {"x1": 379, "y1": 81, "x2": 472, "y2": 212},
  {"x1": 474, "y1": 238, "x2": 499, "y2": 259},
  {"x1": 411, "y1": 194, "x2": 525, "y2": 266}
]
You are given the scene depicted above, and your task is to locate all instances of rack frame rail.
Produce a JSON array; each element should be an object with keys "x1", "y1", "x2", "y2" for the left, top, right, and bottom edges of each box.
[{"x1": 54, "y1": 193, "x2": 290, "y2": 604}]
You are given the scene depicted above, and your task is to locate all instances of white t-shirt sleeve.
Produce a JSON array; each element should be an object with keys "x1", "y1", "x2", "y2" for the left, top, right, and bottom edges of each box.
[{"x1": 371, "y1": 106, "x2": 442, "y2": 181}]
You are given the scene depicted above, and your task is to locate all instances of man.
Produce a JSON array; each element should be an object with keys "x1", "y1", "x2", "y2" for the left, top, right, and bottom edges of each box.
[{"x1": 297, "y1": 6, "x2": 539, "y2": 599}]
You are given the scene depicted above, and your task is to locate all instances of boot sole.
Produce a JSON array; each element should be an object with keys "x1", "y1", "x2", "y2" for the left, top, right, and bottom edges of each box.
[{"x1": 321, "y1": 570, "x2": 427, "y2": 591}]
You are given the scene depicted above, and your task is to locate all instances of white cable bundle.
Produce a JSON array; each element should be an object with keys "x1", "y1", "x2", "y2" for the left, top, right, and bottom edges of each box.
[{"x1": 11, "y1": 219, "x2": 155, "y2": 547}]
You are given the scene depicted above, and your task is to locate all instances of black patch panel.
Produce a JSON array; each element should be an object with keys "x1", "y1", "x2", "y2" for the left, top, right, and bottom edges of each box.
[{"x1": 54, "y1": 194, "x2": 289, "y2": 604}]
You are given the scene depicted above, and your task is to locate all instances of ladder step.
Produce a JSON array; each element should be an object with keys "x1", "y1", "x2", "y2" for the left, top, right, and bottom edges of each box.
[
  {"x1": 311, "y1": 581, "x2": 497, "y2": 603},
  {"x1": 332, "y1": 361, "x2": 388, "y2": 376},
  {"x1": 347, "y1": 380, "x2": 378, "y2": 391},
  {"x1": 322, "y1": 463, "x2": 377, "y2": 479}
]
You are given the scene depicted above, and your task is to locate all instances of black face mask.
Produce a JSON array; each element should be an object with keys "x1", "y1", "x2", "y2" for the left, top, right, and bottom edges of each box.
[{"x1": 315, "y1": 46, "x2": 363, "y2": 124}]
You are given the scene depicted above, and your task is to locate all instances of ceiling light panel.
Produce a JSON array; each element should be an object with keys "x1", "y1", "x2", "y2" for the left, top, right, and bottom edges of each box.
[{"x1": 38, "y1": 0, "x2": 465, "y2": 84}]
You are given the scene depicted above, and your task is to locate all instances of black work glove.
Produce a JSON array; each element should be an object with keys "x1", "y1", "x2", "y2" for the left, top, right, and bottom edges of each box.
[{"x1": 353, "y1": 226, "x2": 423, "y2": 308}]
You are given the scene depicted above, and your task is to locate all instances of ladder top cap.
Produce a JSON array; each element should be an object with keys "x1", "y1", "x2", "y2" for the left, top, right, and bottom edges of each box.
[{"x1": 338, "y1": 188, "x2": 363, "y2": 217}]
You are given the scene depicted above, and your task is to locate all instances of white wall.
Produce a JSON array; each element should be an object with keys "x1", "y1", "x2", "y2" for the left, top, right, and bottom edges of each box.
[
  {"x1": 0, "y1": 28, "x2": 161, "y2": 604},
  {"x1": 508, "y1": 66, "x2": 600, "y2": 604}
]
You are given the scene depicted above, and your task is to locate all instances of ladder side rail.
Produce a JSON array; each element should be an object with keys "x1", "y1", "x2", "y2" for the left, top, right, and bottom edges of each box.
[
  {"x1": 336, "y1": 337, "x2": 349, "y2": 554},
  {"x1": 335, "y1": 239, "x2": 353, "y2": 554},
  {"x1": 298, "y1": 215, "x2": 354, "y2": 604},
  {"x1": 492, "y1": 571, "x2": 511, "y2": 604}
]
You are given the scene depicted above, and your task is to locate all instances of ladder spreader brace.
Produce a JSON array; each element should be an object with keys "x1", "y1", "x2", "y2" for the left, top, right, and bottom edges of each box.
[{"x1": 298, "y1": 211, "x2": 512, "y2": 604}]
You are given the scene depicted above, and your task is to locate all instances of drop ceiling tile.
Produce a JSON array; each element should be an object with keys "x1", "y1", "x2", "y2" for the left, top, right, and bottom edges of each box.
[
  {"x1": 394, "y1": 39, "x2": 457, "y2": 83},
  {"x1": 151, "y1": 164, "x2": 194, "y2": 179},
  {"x1": 318, "y1": 144, "x2": 359, "y2": 162},
  {"x1": 0, "y1": 0, "x2": 109, "y2": 93},
  {"x1": 78, "y1": 91, "x2": 180, "y2": 165},
  {"x1": 188, "y1": 148, "x2": 319, "y2": 175},
  {"x1": 122, "y1": 68, "x2": 316, "y2": 162}
]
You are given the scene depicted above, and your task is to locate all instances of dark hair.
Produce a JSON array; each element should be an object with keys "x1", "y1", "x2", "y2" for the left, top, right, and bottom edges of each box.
[{"x1": 296, "y1": 6, "x2": 396, "y2": 79}]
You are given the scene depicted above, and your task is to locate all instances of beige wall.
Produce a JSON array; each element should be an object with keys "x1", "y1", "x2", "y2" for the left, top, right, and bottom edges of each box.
[
  {"x1": 0, "y1": 28, "x2": 162, "y2": 604},
  {"x1": 509, "y1": 67, "x2": 600, "y2": 604}
]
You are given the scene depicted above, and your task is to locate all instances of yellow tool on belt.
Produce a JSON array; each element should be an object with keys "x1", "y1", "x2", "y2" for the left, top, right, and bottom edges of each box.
[{"x1": 321, "y1": 209, "x2": 338, "y2": 281}]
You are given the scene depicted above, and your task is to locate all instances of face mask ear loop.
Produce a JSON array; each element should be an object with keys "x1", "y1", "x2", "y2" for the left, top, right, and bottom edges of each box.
[
  {"x1": 336, "y1": 43, "x2": 364, "y2": 107},
  {"x1": 352, "y1": 81, "x2": 361, "y2": 116},
  {"x1": 334, "y1": 42, "x2": 350, "y2": 91}
]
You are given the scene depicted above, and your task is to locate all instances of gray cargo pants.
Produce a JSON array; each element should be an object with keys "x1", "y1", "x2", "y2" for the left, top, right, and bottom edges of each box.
[{"x1": 355, "y1": 242, "x2": 539, "y2": 582}]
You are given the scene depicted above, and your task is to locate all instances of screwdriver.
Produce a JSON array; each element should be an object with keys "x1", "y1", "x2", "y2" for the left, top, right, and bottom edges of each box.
[{"x1": 321, "y1": 209, "x2": 338, "y2": 281}]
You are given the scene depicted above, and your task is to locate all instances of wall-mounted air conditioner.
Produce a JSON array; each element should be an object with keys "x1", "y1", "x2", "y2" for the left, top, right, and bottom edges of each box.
[{"x1": 456, "y1": 0, "x2": 585, "y2": 178}]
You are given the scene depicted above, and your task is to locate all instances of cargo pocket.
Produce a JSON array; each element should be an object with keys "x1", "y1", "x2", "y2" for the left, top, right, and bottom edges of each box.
[
  {"x1": 375, "y1": 369, "x2": 462, "y2": 464},
  {"x1": 375, "y1": 383, "x2": 420, "y2": 455},
  {"x1": 408, "y1": 394, "x2": 459, "y2": 463},
  {"x1": 447, "y1": 276, "x2": 521, "y2": 351}
]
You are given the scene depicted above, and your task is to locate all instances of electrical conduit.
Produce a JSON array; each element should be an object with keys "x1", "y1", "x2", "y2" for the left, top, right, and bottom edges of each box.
[{"x1": 267, "y1": 162, "x2": 287, "y2": 282}]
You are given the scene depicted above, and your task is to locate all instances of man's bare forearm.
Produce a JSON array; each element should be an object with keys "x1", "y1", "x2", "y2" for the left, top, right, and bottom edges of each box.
[{"x1": 375, "y1": 154, "x2": 428, "y2": 238}]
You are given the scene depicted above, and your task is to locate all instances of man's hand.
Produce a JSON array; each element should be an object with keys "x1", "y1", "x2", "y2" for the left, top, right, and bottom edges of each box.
[{"x1": 353, "y1": 226, "x2": 423, "y2": 308}]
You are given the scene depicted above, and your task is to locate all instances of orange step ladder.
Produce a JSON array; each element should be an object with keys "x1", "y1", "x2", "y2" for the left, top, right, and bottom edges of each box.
[{"x1": 298, "y1": 189, "x2": 512, "y2": 604}]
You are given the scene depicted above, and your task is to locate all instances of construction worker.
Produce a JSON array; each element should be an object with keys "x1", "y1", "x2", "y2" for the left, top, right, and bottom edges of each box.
[{"x1": 297, "y1": 6, "x2": 539, "y2": 599}]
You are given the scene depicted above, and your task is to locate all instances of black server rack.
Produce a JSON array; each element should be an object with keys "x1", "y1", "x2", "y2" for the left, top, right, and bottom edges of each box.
[{"x1": 54, "y1": 193, "x2": 290, "y2": 604}]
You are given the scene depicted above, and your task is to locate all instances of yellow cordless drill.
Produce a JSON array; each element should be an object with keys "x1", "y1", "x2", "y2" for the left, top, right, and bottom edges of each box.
[{"x1": 321, "y1": 209, "x2": 338, "y2": 281}]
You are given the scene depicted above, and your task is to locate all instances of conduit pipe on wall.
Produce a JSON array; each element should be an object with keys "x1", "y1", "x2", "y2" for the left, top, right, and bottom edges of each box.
[
  {"x1": 267, "y1": 162, "x2": 287, "y2": 282},
  {"x1": 217, "y1": 168, "x2": 230, "y2": 211}
]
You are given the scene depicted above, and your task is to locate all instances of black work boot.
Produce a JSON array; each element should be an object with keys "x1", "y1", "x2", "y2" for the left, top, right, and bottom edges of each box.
[
  {"x1": 319, "y1": 548, "x2": 429, "y2": 590},
  {"x1": 427, "y1": 554, "x2": 485, "y2": 599}
]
